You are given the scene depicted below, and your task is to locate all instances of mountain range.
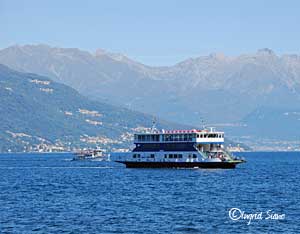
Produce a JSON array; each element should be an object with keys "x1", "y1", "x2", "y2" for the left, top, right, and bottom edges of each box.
[
  {"x1": 0, "y1": 64, "x2": 186, "y2": 152},
  {"x1": 1, "y1": 45, "x2": 300, "y2": 140}
]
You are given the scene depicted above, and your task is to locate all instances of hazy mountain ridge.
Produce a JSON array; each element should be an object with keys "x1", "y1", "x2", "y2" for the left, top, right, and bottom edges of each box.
[
  {"x1": 224, "y1": 106, "x2": 300, "y2": 140},
  {"x1": 1, "y1": 45, "x2": 300, "y2": 140},
  {"x1": 0, "y1": 64, "x2": 187, "y2": 152}
]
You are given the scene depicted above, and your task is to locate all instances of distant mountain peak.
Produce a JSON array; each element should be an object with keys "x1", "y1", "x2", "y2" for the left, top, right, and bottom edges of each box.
[
  {"x1": 209, "y1": 52, "x2": 226, "y2": 60},
  {"x1": 10, "y1": 44, "x2": 52, "y2": 51},
  {"x1": 94, "y1": 48, "x2": 107, "y2": 56},
  {"x1": 95, "y1": 48, "x2": 131, "y2": 62},
  {"x1": 257, "y1": 48, "x2": 276, "y2": 56}
]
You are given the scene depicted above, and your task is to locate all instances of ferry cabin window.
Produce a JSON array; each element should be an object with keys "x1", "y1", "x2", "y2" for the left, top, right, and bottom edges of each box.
[
  {"x1": 150, "y1": 135, "x2": 159, "y2": 142},
  {"x1": 163, "y1": 134, "x2": 194, "y2": 142},
  {"x1": 150, "y1": 154, "x2": 155, "y2": 158},
  {"x1": 178, "y1": 135, "x2": 183, "y2": 141},
  {"x1": 163, "y1": 134, "x2": 171, "y2": 142},
  {"x1": 164, "y1": 154, "x2": 182, "y2": 158},
  {"x1": 174, "y1": 135, "x2": 178, "y2": 141},
  {"x1": 192, "y1": 154, "x2": 197, "y2": 158},
  {"x1": 207, "y1": 134, "x2": 218, "y2": 138},
  {"x1": 184, "y1": 134, "x2": 188, "y2": 141},
  {"x1": 137, "y1": 134, "x2": 160, "y2": 142},
  {"x1": 137, "y1": 135, "x2": 146, "y2": 141}
]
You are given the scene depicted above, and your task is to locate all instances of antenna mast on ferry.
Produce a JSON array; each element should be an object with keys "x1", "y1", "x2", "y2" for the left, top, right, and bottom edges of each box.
[
  {"x1": 201, "y1": 118, "x2": 206, "y2": 130},
  {"x1": 150, "y1": 118, "x2": 158, "y2": 133}
]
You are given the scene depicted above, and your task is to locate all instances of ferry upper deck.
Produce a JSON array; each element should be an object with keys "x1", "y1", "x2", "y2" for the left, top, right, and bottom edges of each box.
[{"x1": 134, "y1": 128, "x2": 224, "y2": 144}]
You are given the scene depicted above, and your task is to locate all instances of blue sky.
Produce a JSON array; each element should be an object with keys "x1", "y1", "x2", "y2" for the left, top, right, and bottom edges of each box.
[{"x1": 1, "y1": 0, "x2": 300, "y2": 65}]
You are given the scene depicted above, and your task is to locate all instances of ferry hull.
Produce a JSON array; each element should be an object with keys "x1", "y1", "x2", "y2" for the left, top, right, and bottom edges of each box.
[{"x1": 116, "y1": 161, "x2": 243, "y2": 169}]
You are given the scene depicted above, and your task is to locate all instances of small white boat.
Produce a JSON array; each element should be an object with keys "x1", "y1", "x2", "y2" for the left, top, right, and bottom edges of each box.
[{"x1": 72, "y1": 149, "x2": 103, "y2": 161}]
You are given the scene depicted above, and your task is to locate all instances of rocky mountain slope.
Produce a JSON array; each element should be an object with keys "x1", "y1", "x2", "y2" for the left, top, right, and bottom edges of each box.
[{"x1": 0, "y1": 64, "x2": 186, "y2": 152}]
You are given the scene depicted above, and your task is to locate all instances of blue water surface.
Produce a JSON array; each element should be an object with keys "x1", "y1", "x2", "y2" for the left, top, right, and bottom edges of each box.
[{"x1": 0, "y1": 152, "x2": 299, "y2": 233}]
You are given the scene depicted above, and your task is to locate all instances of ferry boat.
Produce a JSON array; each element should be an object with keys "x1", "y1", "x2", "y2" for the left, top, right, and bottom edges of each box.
[
  {"x1": 73, "y1": 149, "x2": 103, "y2": 161},
  {"x1": 111, "y1": 127, "x2": 245, "y2": 169}
]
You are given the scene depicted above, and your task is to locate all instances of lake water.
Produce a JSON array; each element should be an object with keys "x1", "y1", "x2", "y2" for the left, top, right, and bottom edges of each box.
[{"x1": 0, "y1": 152, "x2": 299, "y2": 233}]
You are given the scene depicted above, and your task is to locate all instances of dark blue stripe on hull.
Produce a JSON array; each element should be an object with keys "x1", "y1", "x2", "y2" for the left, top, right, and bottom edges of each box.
[
  {"x1": 116, "y1": 161, "x2": 238, "y2": 169},
  {"x1": 133, "y1": 142, "x2": 197, "y2": 152}
]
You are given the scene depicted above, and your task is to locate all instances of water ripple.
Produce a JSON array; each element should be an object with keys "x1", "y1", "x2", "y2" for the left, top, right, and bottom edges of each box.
[{"x1": 0, "y1": 152, "x2": 299, "y2": 233}]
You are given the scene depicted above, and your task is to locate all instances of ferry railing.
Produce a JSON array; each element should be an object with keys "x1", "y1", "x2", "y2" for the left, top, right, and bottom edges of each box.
[
  {"x1": 222, "y1": 149, "x2": 235, "y2": 160},
  {"x1": 193, "y1": 144, "x2": 208, "y2": 159}
]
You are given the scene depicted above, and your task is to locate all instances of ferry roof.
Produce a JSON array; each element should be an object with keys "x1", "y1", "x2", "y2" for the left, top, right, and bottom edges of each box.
[
  {"x1": 135, "y1": 129, "x2": 224, "y2": 135},
  {"x1": 134, "y1": 128, "x2": 224, "y2": 144}
]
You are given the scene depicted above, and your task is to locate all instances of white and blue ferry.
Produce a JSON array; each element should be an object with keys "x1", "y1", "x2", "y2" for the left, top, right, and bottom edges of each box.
[{"x1": 111, "y1": 127, "x2": 245, "y2": 169}]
